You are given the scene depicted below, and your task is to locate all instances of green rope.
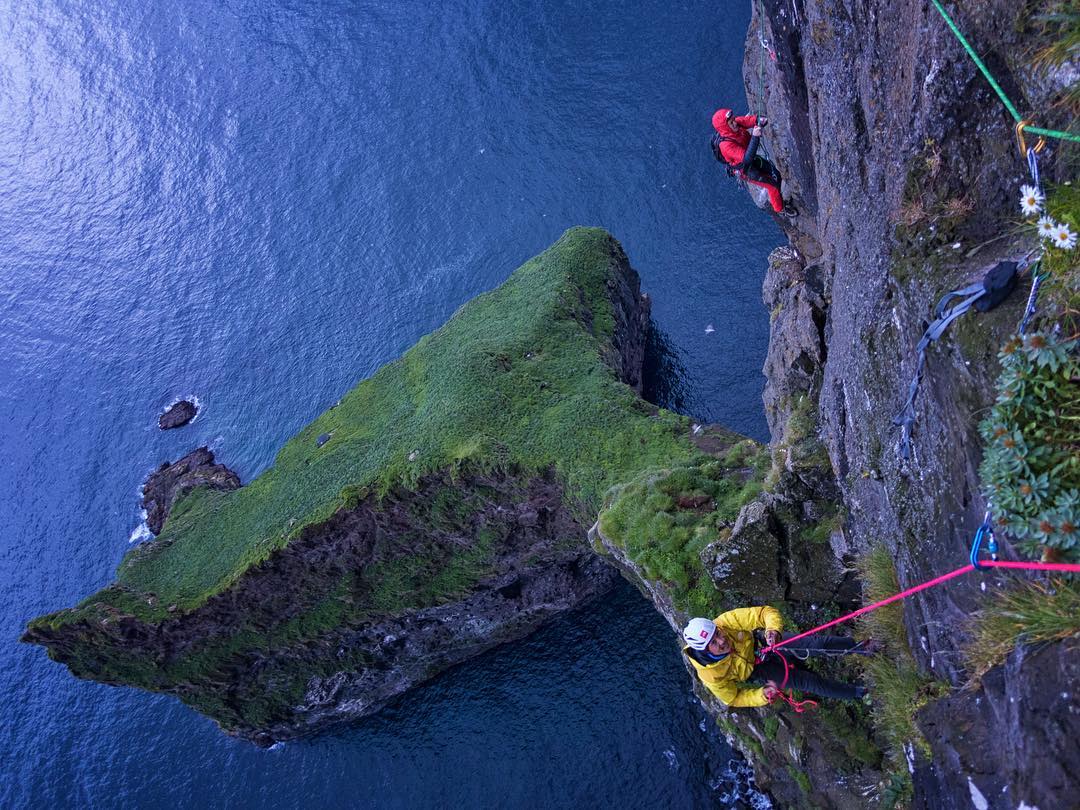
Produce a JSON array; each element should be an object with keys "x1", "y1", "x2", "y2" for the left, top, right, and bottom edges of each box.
[
  {"x1": 756, "y1": 0, "x2": 767, "y2": 116},
  {"x1": 928, "y1": 0, "x2": 1080, "y2": 145}
]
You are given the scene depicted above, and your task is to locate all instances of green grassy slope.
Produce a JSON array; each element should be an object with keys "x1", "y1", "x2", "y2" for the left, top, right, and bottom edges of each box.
[{"x1": 38, "y1": 227, "x2": 714, "y2": 627}]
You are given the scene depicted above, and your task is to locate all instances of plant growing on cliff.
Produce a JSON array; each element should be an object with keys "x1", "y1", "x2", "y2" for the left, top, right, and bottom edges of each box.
[
  {"x1": 964, "y1": 578, "x2": 1080, "y2": 683},
  {"x1": 597, "y1": 445, "x2": 767, "y2": 616},
  {"x1": 1035, "y1": 184, "x2": 1080, "y2": 328},
  {"x1": 856, "y1": 547, "x2": 948, "y2": 802},
  {"x1": 978, "y1": 332, "x2": 1080, "y2": 560},
  {"x1": 1025, "y1": 1, "x2": 1080, "y2": 113}
]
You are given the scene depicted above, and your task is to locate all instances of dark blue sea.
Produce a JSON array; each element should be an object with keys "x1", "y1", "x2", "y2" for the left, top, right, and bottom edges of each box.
[{"x1": 0, "y1": 0, "x2": 779, "y2": 807}]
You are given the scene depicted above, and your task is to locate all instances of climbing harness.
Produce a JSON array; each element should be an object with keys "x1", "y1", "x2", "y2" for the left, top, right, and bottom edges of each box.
[
  {"x1": 756, "y1": 636, "x2": 873, "y2": 712},
  {"x1": 928, "y1": 0, "x2": 1080, "y2": 146},
  {"x1": 762, "y1": 649, "x2": 818, "y2": 713}
]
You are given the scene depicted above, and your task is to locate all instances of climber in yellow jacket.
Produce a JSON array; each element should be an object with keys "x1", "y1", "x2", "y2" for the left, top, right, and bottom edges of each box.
[{"x1": 681, "y1": 607, "x2": 877, "y2": 707}]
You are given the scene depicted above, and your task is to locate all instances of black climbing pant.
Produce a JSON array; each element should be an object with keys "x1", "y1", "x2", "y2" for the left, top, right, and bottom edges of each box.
[
  {"x1": 746, "y1": 634, "x2": 867, "y2": 701},
  {"x1": 742, "y1": 155, "x2": 782, "y2": 189}
]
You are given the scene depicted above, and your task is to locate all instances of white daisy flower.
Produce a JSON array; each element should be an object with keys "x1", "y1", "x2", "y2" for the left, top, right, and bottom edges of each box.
[
  {"x1": 1052, "y1": 223, "x2": 1077, "y2": 251},
  {"x1": 1037, "y1": 216, "x2": 1057, "y2": 239},
  {"x1": 1019, "y1": 184, "x2": 1044, "y2": 216}
]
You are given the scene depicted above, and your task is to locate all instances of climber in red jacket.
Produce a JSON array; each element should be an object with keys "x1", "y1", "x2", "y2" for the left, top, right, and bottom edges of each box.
[{"x1": 711, "y1": 108, "x2": 794, "y2": 218}]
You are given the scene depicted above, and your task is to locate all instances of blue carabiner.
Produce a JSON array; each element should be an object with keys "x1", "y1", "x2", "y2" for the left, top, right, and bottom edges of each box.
[
  {"x1": 970, "y1": 525, "x2": 987, "y2": 569},
  {"x1": 969, "y1": 511, "x2": 995, "y2": 569}
]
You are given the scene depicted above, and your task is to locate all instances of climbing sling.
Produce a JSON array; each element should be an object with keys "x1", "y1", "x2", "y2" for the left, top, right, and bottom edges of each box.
[{"x1": 892, "y1": 260, "x2": 1021, "y2": 459}]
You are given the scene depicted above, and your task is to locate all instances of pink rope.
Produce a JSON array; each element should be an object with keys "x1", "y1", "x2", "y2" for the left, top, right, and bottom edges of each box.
[
  {"x1": 764, "y1": 648, "x2": 819, "y2": 713},
  {"x1": 980, "y1": 560, "x2": 1080, "y2": 573},
  {"x1": 759, "y1": 558, "x2": 1080, "y2": 656}
]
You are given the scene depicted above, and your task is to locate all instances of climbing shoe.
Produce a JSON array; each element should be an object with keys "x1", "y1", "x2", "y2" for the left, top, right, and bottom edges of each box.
[{"x1": 777, "y1": 204, "x2": 799, "y2": 221}]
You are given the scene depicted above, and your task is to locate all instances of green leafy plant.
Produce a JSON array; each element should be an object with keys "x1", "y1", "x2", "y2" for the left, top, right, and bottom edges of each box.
[{"x1": 978, "y1": 332, "x2": 1080, "y2": 560}]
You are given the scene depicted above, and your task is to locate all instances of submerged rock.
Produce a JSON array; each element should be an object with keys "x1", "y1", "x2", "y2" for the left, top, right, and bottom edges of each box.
[{"x1": 159, "y1": 399, "x2": 197, "y2": 430}]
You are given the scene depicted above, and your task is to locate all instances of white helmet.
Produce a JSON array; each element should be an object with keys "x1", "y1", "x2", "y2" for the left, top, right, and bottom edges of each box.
[{"x1": 682, "y1": 617, "x2": 716, "y2": 650}]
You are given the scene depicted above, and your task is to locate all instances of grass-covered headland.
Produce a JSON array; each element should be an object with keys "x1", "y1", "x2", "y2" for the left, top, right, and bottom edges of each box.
[
  {"x1": 36, "y1": 227, "x2": 706, "y2": 625},
  {"x1": 25, "y1": 227, "x2": 770, "y2": 736}
]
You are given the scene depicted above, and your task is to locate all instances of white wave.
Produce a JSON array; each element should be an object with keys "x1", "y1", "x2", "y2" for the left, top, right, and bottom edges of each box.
[{"x1": 128, "y1": 513, "x2": 153, "y2": 545}]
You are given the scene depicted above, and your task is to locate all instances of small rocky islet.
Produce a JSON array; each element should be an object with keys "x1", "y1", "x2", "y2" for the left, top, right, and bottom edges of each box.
[{"x1": 158, "y1": 399, "x2": 198, "y2": 430}]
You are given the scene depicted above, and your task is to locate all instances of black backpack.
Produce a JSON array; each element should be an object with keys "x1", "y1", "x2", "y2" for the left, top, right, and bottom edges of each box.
[
  {"x1": 711, "y1": 133, "x2": 739, "y2": 178},
  {"x1": 974, "y1": 260, "x2": 1018, "y2": 312}
]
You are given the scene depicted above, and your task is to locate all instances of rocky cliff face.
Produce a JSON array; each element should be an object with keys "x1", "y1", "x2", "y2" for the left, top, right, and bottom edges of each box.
[
  {"x1": 141, "y1": 448, "x2": 240, "y2": 535},
  {"x1": 20, "y1": 5, "x2": 1077, "y2": 803},
  {"x1": 723, "y1": 1, "x2": 1079, "y2": 807}
]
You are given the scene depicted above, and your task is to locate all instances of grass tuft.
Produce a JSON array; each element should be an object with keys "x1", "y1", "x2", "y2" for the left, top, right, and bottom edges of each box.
[
  {"x1": 964, "y1": 579, "x2": 1080, "y2": 684},
  {"x1": 855, "y1": 547, "x2": 948, "y2": 787},
  {"x1": 597, "y1": 445, "x2": 769, "y2": 616}
]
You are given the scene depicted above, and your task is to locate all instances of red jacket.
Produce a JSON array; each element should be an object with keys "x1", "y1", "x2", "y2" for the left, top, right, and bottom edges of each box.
[{"x1": 712, "y1": 108, "x2": 760, "y2": 166}]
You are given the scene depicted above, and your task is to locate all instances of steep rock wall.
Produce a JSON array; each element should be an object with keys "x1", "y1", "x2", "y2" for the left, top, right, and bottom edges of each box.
[{"x1": 741, "y1": 1, "x2": 1078, "y2": 807}]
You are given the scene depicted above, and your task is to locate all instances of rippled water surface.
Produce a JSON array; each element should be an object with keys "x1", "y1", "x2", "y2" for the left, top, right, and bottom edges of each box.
[{"x1": 0, "y1": 0, "x2": 778, "y2": 806}]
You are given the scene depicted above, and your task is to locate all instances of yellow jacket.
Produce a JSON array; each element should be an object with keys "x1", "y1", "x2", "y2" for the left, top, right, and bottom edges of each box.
[{"x1": 683, "y1": 606, "x2": 783, "y2": 707}]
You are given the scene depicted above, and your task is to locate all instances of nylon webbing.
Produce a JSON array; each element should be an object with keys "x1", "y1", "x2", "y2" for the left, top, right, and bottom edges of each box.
[{"x1": 892, "y1": 284, "x2": 986, "y2": 459}]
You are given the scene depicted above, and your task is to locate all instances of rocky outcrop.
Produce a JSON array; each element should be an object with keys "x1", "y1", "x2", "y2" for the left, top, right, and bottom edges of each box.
[
  {"x1": 915, "y1": 642, "x2": 1080, "y2": 809},
  {"x1": 23, "y1": 228, "x2": 676, "y2": 745},
  {"x1": 159, "y1": 399, "x2": 197, "y2": 430},
  {"x1": 142, "y1": 447, "x2": 241, "y2": 535},
  {"x1": 600, "y1": 238, "x2": 651, "y2": 394},
  {"x1": 761, "y1": 245, "x2": 827, "y2": 439},
  {"x1": 594, "y1": 418, "x2": 870, "y2": 808}
]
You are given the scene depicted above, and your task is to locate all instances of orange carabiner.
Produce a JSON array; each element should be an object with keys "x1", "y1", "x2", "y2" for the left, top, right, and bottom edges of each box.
[{"x1": 1016, "y1": 120, "x2": 1048, "y2": 158}]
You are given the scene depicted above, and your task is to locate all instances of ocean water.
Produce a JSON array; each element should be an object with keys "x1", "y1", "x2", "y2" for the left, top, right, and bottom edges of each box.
[{"x1": 0, "y1": 0, "x2": 779, "y2": 807}]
